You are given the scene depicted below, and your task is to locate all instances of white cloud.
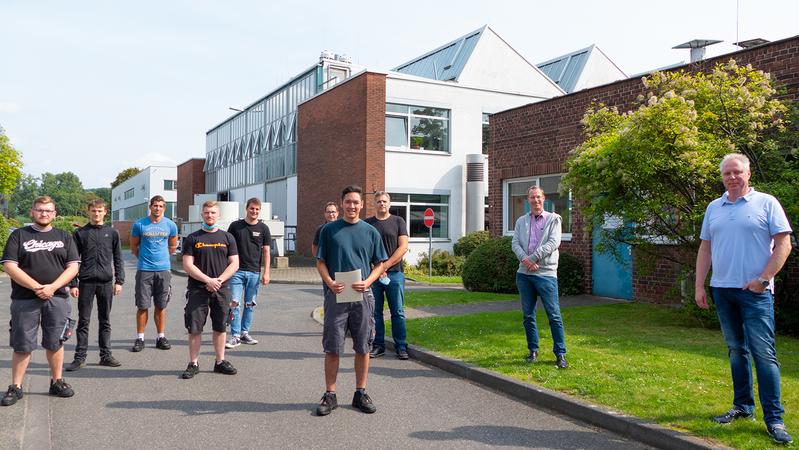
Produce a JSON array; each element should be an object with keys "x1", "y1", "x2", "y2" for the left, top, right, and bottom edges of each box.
[{"x1": 0, "y1": 102, "x2": 20, "y2": 113}]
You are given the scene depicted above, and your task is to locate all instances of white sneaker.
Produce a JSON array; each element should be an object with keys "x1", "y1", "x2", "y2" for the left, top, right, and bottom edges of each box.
[
  {"x1": 225, "y1": 336, "x2": 241, "y2": 349},
  {"x1": 240, "y1": 333, "x2": 259, "y2": 345}
]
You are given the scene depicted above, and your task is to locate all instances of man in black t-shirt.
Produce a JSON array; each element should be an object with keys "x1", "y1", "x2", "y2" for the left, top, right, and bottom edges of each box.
[
  {"x1": 365, "y1": 192, "x2": 409, "y2": 360},
  {"x1": 311, "y1": 202, "x2": 339, "y2": 257},
  {"x1": 180, "y1": 201, "x2": 240, "y2": 379},
  {"x1": 225, "y1": 198, "x2": 271, "y2": 348},
  {"x1": 1, "y1": 196, "x2": 81, "y2": 407}
]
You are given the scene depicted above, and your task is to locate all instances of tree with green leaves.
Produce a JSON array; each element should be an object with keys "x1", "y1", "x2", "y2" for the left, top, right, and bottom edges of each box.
[
  {"x1": 563, "y1": 61, "x2": 792, "y2": 271},
  {"x1": 9, "y1": 174, "x2": 40, "y2": 217},
  {"x1": 111, "y1": 167, "x2": 141, "y2": 188},
  {"x1": 0, "y1": 127, "x2": 24, "y2": 206},
  {"x1": 41, "y1": 171, "x2": 85, "y2": 216}
]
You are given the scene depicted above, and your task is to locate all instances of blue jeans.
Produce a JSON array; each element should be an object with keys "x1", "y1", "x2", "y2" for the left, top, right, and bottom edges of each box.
[
  {"x1": 371, "y1": 271, "x2": 407, "y2": 350},
  {"x1": 516, "y1": 273, "x2": 566, "y2": 356},
  {"x1": 229, "y1": 270, "x2": 261, "y2": 337},
  {"x1": 712, "y1": 287, "x2": 784, "y2": 425}
]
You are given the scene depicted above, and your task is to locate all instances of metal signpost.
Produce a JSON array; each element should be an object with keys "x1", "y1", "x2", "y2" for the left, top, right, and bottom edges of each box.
[{"x1": 423, "y1": 208, "x2": 435, "y2": 277}]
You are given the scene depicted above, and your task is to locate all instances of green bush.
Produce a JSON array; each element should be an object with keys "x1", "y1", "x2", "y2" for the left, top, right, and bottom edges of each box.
[
  {"x1": 51, "y1": 216, "x2": 86, "y2": 234},
  {"x1": 415, "y1": 250, "x2": 464, "y2": 277},
  {"x1": 453, "y1": 230, "x2": 489, "y2": 258},
  {"x1": 0, "y1": 215, "x2": 9, "y2": 258},
  {"x1": 462, "y1": 237, "x2": 518, "y2": 293},
  {"x1": 557, "y1": 252, "x2": 585, "y2": 295}
]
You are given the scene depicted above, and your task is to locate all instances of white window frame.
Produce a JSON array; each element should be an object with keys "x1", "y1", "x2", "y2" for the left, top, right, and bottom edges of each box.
[
  {"x1": 502, "y1": 174, "x2": 572, "y2": 241},
  {"x1": 385, "y1": 103, "x2": 451, "y2": 154},
  {"x1": 388, "y1": 191, "x2": 451, "y2": 241}
]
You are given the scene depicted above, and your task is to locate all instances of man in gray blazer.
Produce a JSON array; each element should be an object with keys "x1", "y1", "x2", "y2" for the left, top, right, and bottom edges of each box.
[{"x1": 511, "y1": 186, "x2": 568, "y2": 369}]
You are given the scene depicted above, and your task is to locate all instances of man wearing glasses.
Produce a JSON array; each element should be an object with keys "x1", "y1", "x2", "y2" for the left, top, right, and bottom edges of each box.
[
  {"x1": 2, "y1": 196, "x2": 80, "y2": 406},
  {"x1": 311, "y1": 202, "x2": 339, "y2": 257}
]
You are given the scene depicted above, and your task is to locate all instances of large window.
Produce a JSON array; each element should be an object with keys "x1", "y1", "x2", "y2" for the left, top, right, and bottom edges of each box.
[
  {"x1": 503, "y1": 175, "x2": 572, "y2": 236},
  {"x1": 388, "y1": 193, "x2": 449, "y2": 239},
  {"x1": 164, "y1": 180, "x2": 176, "y2": 190},
  {"x1": 386, "y1": 104, "x2": 450, "y2": 152}
]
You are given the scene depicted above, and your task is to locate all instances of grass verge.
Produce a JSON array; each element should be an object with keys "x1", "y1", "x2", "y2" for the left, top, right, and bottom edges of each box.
[
  {"x1": 406, "y1": 303, "x2": 798, "y2": 450},
  {"x1": 405, "y1": 290, "x2": 517, "y2": 308}
]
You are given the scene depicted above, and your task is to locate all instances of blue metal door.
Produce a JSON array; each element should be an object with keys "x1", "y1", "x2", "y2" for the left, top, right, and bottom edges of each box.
[{"x1": 591, "y1": 216, "x2": 633, "y2": 300}]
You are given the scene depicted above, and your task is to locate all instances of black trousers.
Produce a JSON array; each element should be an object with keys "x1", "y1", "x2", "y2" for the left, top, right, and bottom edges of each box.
[{"x1": 75, "y1": 281, "x2": 114, "y2": 360}]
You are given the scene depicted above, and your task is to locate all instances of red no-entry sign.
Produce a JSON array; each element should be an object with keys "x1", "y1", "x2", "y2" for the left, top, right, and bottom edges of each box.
[{"x1": 423, "y1": 208, "x2": 435, "y2": 228}]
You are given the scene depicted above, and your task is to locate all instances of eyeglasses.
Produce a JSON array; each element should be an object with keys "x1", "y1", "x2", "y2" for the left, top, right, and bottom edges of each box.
[
  {"x1": 33, "y1": 208, "x2": 55, "y2": 215},
  {"x1": 325, "y1": 211, "x2": 338, "y2": 215}
]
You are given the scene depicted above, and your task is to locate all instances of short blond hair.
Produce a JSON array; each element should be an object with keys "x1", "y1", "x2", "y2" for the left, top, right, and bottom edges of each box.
[
  {"x1": 33, "y1": 196, "x2": 55, "y2": 208},
  {"x1": 202, "y1": 200, "x2": 218, "y2": 209}
]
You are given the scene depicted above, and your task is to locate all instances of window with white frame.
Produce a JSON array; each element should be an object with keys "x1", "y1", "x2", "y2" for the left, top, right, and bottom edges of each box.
[
  {"x1": 388, "y1": 193, "x2": 449, "y2": 239},
  {"x1": 163, "y1": 180, "x2": 176, "y2": 190},
  {"x1": 503, "y1": 174, "x2": 572, "y2": 236},
  {"x1": 482, "y1": 113, "x2": 490, "y2": 155},
  {"x1": 124, "y1": 188, "x2": 134, "y2": 200},
  {"x1": 385, "y1": 104, "x2": 450, "y2": 152}
]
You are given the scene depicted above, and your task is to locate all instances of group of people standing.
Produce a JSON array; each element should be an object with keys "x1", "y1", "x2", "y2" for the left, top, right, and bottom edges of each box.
[{"x1": 0, "y1": 155, "x2": 793, "y2": 443}]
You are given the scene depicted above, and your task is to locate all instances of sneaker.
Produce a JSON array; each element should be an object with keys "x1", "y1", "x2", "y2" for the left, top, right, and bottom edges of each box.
[
  {"x1": 713, "y1": 408, "x2": 754, "y2": 424},
  {"x1": 99, "y1": 356, "x2": 122, "y2": 367},
  {"x1": 767, "y1": 424, "x2": 794, "y2": 444},
  {"x1": 525, "y1": 351, "x2": 538, "y2": 363},
  {"x1": 213, "y1": 360, "x2": 237, "y2": 375},
  {"x1": 369, "y1": 346, "x2": 385, "y2": 359},
  {"x1": 240, "y1": 333, "x2": 258, "y2": 345},
  {"x1": 396, "y1": 348, "x2": 409, "y2": 360},
  {"x1": 65, "y1": 359, "x2": 86, "y2": 372},
  {"x1": 49, "y1": 379, "x2": 74, "y2": 398},
  {"x1": 1, "y1": 385, "x2": 23, "y2": 406},
  {"x1": 352, "y1": 390, "x2": 376, "y2": 414},
  {"x1": 181, "y1": 363, "x2": 199, "y2": 379},
  {"x1": 556, "y1": 354, "x2": 569, "y2": 369},
  {"x1": 155, "y1": 337, "x2": 171, "y2": 350},
  {"x1": 316, "y1": 392, "x2": 338, "y2": 416},
  {"x1": 225, "y1": 336, "x2": 241, "y2": 349},
  {"x1": 131, "y1": 338, "x2": 144, "y2": 352}
]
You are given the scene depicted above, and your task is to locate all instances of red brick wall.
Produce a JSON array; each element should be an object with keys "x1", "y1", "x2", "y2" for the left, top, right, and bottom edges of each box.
[
  {"x1": 177, "y1": 158, "x2": 205, "y2": 222},
  {"x1": 490, "y1": 35, "x2": 799, "y2": 302},
  {"x1": 112, "y1": 220, "x2": 134, "y2": 246},
  {"x1": 296, "y1": 72, "x2": 387, "y2": 256}
]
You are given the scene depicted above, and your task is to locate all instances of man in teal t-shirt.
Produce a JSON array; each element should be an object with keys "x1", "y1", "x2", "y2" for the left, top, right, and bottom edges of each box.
[{"x1": 130, "y1": 195, "x2": 178, "y2": 353}]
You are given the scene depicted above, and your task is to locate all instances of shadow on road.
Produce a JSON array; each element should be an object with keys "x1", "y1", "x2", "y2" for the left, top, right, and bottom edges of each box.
[
  {"x1": 106, "y1": 399, "x2": 310, "y2": 415},
  {"x1": 410, "y1": 425, "x2": 630, "y2": 449}
]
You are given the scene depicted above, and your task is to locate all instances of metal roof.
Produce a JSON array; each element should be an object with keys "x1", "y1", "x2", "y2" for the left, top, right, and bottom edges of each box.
[
  {"x1": 536, "y1": 46, "x2": 593, "y2": 93},
  {"x1": 392, "y1": 26, "x2": 485, "y2": 81}
]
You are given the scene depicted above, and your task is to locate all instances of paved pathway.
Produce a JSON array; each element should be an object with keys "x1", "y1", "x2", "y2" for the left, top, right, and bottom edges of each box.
[{"x1": 0, "y1": 264, "x2": 646, "y2": 450}]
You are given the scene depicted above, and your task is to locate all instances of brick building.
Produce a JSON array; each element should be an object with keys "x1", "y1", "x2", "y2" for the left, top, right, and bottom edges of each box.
[
  {"x1": 176, "y1": 158, "x2": 206, "y2": 222},
  {"x1": 489, "y1": 35, "x2": 799, "y2": 302}
]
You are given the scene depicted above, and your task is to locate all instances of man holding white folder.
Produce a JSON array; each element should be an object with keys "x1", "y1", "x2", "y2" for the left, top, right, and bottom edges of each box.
[{"x1": 315, "y1": 185, "x2": 387, "y2": 416}]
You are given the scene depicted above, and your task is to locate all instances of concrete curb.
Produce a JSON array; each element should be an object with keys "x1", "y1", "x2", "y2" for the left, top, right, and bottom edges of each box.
[{"x1": 309, "y1": 308, "x2": 726, "y2": 450}]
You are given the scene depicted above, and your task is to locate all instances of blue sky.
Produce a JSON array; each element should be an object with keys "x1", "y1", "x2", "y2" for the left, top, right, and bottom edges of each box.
[{"x1": 2, "y1": 0, "x2": 798, "y2": 188}]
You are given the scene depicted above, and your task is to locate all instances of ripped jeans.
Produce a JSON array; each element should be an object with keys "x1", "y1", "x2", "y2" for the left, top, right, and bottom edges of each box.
[{"x1": 229, "y1": 270, "x2": 262, "y2": 337}]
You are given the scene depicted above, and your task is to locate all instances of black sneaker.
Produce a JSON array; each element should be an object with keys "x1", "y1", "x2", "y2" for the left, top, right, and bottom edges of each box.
[
  {"x1": 396, "y1": 348, "x2": 409, "y2": 360},
  {"x1": 556, "y1": 354, "x2": 569, "y2": 369},
  {"x1": 352, "y1": 390, "x2": 376, "y2": 414},
  {"x1": 525, "y1": 351, "x2": 538, "y2": 363},
  {"x1": 99, "y1": 356, "x2": 121, "y2": 367},
  {"x1": 49, "y1": 379, "x2": 74, "y2": 398},
  {"x1": 131, "y1": 338, "x2": 144, "y2": 352},
  {"x1": 213, "y1": 360, "x2": 237, "y2": 375},
  {"x1": 156, "y1": 337, "x2": 171, "y2": 350},
  {"x1": 767, "y1": 424, "x2": 793, "y2": 444},
  {"x1": 65, "y1": 359, "x2": 86, "y2": 372},
  {"x1": 1, "y1": 385, "x2": 23, "y2": 406},
  {"x1": 713, "y1": 408, "x2": 754, "y2": 424},
  {"x1": 369, "y1": 346, "x2": 385, "y2": 359},
  {"x1": 181, "y1": 363, "x2": 199, "y2": 379},
  {"x1": 316, "y1": 392, "x2": 338, "y2": 416}
]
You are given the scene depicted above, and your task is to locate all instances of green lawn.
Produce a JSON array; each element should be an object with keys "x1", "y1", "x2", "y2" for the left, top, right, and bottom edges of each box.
[
  {"x1": 405, "y1": 290, "x2": 517, "y2": 308},
  {"x1": 405, "y1": 303, "x2": 798, "y2": 450}
]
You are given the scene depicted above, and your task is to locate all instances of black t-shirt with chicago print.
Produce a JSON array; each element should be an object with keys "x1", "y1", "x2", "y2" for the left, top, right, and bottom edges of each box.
[
  {"x1": 1, "y1": 226, "x2": 80, "y2": 299},
  {"x1": 182, "y1": 229, "x2": 238, "y2": 290}
]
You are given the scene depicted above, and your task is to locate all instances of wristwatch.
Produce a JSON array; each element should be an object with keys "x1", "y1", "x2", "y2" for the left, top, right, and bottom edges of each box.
[{"x1": 757, "y1": 277, "x2": 770, "y2": 288}]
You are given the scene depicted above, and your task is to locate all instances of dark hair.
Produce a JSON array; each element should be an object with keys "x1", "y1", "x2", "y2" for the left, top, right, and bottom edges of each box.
[
  {"x1": 87, "y1": 199, "x2": 106, "y2": 209},
  {"x1": 341, "y1": 185, "x2": 363, "y2": 200},
  {"x1": 246, "y1": 197, "x2": 261, "y2": 208},
  {"x1": 149, "y1": 195, "x2": 166, "y2": 206},
  {"x1": 324, "y1": 201, "x2": 338, "y2": 211}
]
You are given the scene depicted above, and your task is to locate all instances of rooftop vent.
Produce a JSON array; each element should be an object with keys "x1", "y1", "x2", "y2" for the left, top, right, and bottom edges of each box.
[
  {"x1": 734, "y1": 38, "x2": 770, "y2": 49},
  {"x1": 320, "y1": 50, "x2": 334, "y2": 61},
  {"x1": 673, "y1": 39, "x2": 723, "y2": 62}
]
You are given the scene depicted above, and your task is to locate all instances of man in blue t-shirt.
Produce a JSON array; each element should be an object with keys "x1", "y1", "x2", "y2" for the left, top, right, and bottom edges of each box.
[
  {"x1": 314, "y1": 185, "x2": 387, "y2": 416},
  {"x1": 695, "y1": 153, "x2": 793, "y2": 444},
  {"x1": 130, "y1": 195, "x2": 178, "y2": 353}
]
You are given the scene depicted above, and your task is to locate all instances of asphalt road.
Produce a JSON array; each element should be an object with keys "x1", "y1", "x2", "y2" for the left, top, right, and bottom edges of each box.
[{"x1": 0, "y1": 262, "x2": 647, "y2": 450}]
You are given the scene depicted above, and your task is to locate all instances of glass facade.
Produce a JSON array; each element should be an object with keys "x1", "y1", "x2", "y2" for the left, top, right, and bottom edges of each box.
[
  {"x1": 388, "y1": 193, "x2": 449, "y2": 239},
  {"x1": 204, "y1": 61, "x2": 353, "y2": 195}
]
